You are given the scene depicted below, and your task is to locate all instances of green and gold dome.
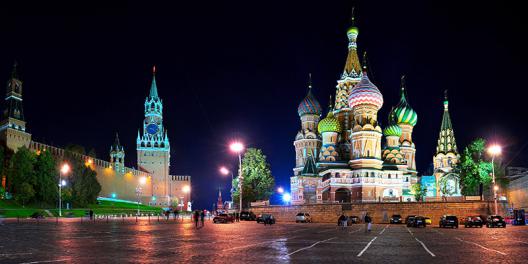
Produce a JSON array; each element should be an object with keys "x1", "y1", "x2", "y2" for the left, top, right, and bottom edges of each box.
[
  {"x1": 394, "y1": 76, "x2": 418, "y2": 127},
  {"x1": 318, "y1": 110, "x2": 342, "y2": 134}
]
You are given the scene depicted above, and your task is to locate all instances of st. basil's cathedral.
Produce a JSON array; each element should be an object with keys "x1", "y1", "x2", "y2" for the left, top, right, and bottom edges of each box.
[{"x1": 290, "y1": 13, "x2": 460, "y2": 204}]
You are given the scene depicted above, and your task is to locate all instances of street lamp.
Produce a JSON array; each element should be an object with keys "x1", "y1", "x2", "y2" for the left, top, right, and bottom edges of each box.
[
  {"x1": 229, "y1": 141, "x2": 244, "y2": 214},
  {"x1": 488, "y1": 144, "x2": 502, "y2": 215},
  {"x1": 59, "y1": 163, "x2": 70, "y2": 217},
  {"x1": 282, "y1": 193, "x2": 291, "y2": 205},
  {"x1": 277, "y1": 187, "x2": 284, "y2": 194},
  {"x1": 136, "y1": 177, "x2": 146, "y2": 216},
  {"x1": 220, "y1": 166, "x2": 234, "y2": 203}
]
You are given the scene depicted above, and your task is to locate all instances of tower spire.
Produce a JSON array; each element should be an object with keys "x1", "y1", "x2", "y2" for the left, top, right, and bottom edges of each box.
[
  {"x1": 308, "y1": 73, "x2": 312, "y2": 90},
  {"x1": 113, "y1": 132, "x2": 121, "y2": 150},
  {"x1": 362, "y1": 51, "x2": 368, "y2": 73},
  {"x1": 436, "y1": 90, "x2": 457, "y2": 155},
  {"x1": 149, "y1": 65, "x2": 159, "y2": 98}
]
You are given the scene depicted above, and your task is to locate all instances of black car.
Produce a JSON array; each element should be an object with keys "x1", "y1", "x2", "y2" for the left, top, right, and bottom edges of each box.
[
  {"x1": 390, "y1": 214, "x2": 403, "y2": 224},
  {"x1": 439, "y1": 215, "x2": 459, "y2": 228},
  {"x1": 486, "y1": 215, "x2": 506, "y2": 228},
  {"x1": 405, "y1": 215, "x2": 416, "y2": 226},
  {"x1": 464, "y1": 216, "x2": 483, "y2": 228},
  {"x1": 408, "y1": 216, "x2": 426, "y2": 227},
  {"x1": 256, "y1": 214, "x2": 275, "y2": 224},
  {"x1": 240, "y1": 211, "x2": 256, "y2": 221}
]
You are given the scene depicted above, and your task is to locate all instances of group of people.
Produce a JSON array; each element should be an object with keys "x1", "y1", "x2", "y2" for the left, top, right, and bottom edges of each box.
[
  {"x1": 163, "y1": 209, "x2": 181, "y2": 220},
  {"x1": 193, "y1": 210, "x2": 206, "y2": 228},
  {"x1": 337, "y1": 212, "x2": 372, "y2": 232}
]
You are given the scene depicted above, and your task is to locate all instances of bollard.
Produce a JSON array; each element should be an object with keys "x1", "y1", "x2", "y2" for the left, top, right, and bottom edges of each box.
[
  {"x1": 17, "y1": 215, "x2": 19, "y2": 223},
  {"x1": 106, "y1": 215, "x2": 109, "y2": 223},
  {"x1": 148, "y1": 215, "x2": 150, "y2": 224},
  {"x1": 81, "y1": 216, "x2": 83, "y2": 224},
  {"x1": 56, "y1": 216, "x2": 58, "y2": 225},
  {"x1": 122, "y1": 215, "x2": 124, "y2": 223},
  {"x1": 136, "y1": 215, "x2": 138, "y2": 223},
  {"x1": 158, "y1": 214, "x2": 160, "y2": 222}
]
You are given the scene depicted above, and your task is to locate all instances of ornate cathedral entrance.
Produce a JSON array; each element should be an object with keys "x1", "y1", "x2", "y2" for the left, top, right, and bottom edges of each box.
[{"x1": 335, "y1": 188, "x2": 351, "y2": 203}]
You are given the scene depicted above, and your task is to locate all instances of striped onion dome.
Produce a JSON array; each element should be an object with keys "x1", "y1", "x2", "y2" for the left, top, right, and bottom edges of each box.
[
  {"x1": 318, "y1": 110, "x2": 342, "y2": 134},
  {"x1": 394, "y1": 76, "x2": 417, "y2": 126},
  {"x1": 383, "y1": 108, "x2": 402, "y2": 137},
  {"x1": 348, "y1": 72, "x2": 384, "y2": 110},
  {"x1": 297, "y1": 88, "x2": 322, "y2": 117}
]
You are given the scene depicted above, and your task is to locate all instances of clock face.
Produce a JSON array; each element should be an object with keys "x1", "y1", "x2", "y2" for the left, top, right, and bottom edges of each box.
[{"x1": 146, "y1": 123, "x2": 159, "y2": 134}]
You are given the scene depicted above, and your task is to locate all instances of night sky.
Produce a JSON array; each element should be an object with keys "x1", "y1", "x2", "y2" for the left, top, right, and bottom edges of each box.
[{"x1": 1, "y1": 1, "x2": 527, "y2": 210}]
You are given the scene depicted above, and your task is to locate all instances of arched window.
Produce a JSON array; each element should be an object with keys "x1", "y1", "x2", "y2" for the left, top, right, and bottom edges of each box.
[{"x1": 388, "y1": 174, "x2": 391, "y2": 179}]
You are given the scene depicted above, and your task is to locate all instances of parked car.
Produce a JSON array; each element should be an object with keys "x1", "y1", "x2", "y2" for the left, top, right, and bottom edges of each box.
[
  {"x1": 348, "y1": 216, "x2": 360, "y2": 224},
  {"x1": 240, "y1": 211, "x2": 256, "y2": 221},
  {"x1": 31, "y1": 211, "x2": 45, "y2": 219},
  {"x1": 424, "y1": 217, "x2": 432, "y2": 225},
  {"x1": 408, "y1": 216, "x2": 426, "y2": 227},
  {"x1": 405, "y1": 215, "x2": 416, "y2": 226},
  {"x1": 486, "y1": 215, "x2": 506, "y2": 228},
  {"x1": 213, "y1": 213, "x2": 234, "y2": 224},
  {"x1": 439, "y1": 215, "x2": 459, "y2": 228},
  {"x1": 390, "y1": 214, "x2": 403, "y2": 224},
  {"x1": 464, "y1": 216, "x2": 483, "y2": 228},
  {"x1": 295, "y1": 212, "x2": 312, "y2": 223},
  {"x1": 257, "y1": 214, "x2": 275, "y2": 224}
]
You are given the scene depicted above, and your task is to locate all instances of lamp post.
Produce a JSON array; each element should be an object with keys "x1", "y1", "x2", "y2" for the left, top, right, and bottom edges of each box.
[
  {"x1": 220, "y1": 166, "x2": 234, "y2": 203},
  {"x1": 136, "y1": 177, "x2": 147, "y2": 216},
  {"x1": 488, "y1": 144, "x2": 502, "y2": 215},
  {"x1": 229, "y1": 142, "x2": 244, "y2": 214},
  {"x1": 59, "y1": 163, "x2": 70, "y2": 217}
]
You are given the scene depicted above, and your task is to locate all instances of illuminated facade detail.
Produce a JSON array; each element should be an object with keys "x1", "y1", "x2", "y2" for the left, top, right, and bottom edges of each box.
[
  {"x1": 394, "y1": 76, "x2": 418, "y2": 175},
  {"x1": 291, "y1": 12, "x2": 417, "y2": 204},
  {"x1": 433, "y1": 90, "x2": 461, "y2": 197},
  {"x1": 1, "y1": 65, "x2": 191, "y2": 209}
]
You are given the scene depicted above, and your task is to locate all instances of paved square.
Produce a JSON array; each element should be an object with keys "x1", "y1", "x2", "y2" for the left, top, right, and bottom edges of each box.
[{"x1": 1, "y1": 218, "x2": 528, "y2": 263}]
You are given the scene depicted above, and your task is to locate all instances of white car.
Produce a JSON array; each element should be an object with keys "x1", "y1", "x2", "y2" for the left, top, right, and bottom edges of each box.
[{"x1": 295, "y1": 212, "x2": 312, "y2": 223}]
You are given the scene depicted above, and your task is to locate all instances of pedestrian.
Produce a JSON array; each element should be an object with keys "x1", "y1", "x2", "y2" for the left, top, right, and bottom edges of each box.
[
  {"x1": 235, "y1": 212, "x2": 239, "y2": 222},
  {"x1": 342, "y1": 215, "x2": 348, "y2": 229},
  {"x1": 338, "y1": 214, "x2": 345, "y2": 228},
  {"x1": 364, "y1": 213, "x2": 372, "y2": 232},
  {"x1": 194, "y1": 210, "x2": 199, "y2": 228},
  {"x1": 200, "y1": 210, "x2": 205, "y2": 227},
  {"x1": 174, "y1": 210, "x2": 179, "y2": 220},
  {"x1": 165, "y1": 210, "x2": 170, "y2": 220},
  {"x1": 89, "y1": 209, "x2": 94, "y2": 220}
]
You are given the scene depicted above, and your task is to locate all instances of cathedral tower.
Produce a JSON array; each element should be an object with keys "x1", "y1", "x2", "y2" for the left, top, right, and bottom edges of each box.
[
  {"x1": 0, "y1": 62, "x2": 32, "y2": 152},
  {"x1": 137, "y1": 66, "x2": 171, "y2": 200},
  {"x1": 293, "y1": 74, "x2": 322, "y2": 174},
  {"x1": 334, "y1": 10, "x2": 362, "y2": 160},
  {"x1": 110, "y1": 133, "x2": 125, "y2": 173},
  {"x1": 394, "y1": 76, "x2": 418, "y2": 175},
  {"x1": 382, "y1": 108, "x2": 406, "y2": 169},
  {"x1": 433, "y1": 91, "x2": 460, "y2": 196},
  {"x1": 348, "y1": 54, "x2": 384, "y2": 170},
  {"x1": 318, "y1": 96, "x2": 342, "y2": 162}
]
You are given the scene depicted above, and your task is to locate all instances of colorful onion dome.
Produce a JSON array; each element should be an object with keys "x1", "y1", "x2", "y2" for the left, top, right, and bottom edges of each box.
[
  {"x1": 297, "y1": 74, "x2": 322, "y2": 117},
  {"x1": 383, "y1": 108, "x2": 402, "y2": 137},
  {"x1": 318, "y1": 110, "x2": 342, "y2": 134},
  {"x1": 394, "y1": 76, "x2": 418, "y2": 126},
  {"x1": 348, "y1": 72, "x2": 384, "y2": 110}
]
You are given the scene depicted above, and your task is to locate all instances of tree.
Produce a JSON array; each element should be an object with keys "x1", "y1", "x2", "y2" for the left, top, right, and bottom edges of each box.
[
  {"x1": 411, "y1": 183, "x2": 427, "y2": 202},
  {"x1": 232, "y1": 148, "x2": 275, "y2": 208},
  {"x1": 34, "y1": 150, "x2": 58, "y2": 206},
  {"x1": 72, "y1": 165, "x2": 101, "y2": 207},
  {"x1": 8, "y1": 147, "x2": 37, "y2": 204},
  {"x1": 458, "y1": 138, "x2": 493, "y2": 195}
]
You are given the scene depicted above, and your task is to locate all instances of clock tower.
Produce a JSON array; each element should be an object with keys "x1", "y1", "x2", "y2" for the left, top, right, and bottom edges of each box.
[{"x1": 137, "y1": 66, "x2": 171, "y2": 204}]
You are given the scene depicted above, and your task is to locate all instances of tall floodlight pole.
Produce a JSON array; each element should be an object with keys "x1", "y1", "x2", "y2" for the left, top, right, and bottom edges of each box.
[
  {"x1": 229, "y1": 142, "x2": 244, "y2": 214},
  {"x1": 136, "y1": 177, "x2": 147, "y2": 216},
  {"x1": 59, "y1": 163, "x2": 70, "y2": 217},
  {"x1": 488, "y1": 145, "x2": 502, "y2": 215}
]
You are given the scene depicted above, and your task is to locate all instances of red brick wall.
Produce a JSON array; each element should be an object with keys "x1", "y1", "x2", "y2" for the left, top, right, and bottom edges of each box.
[{"x1": 251, "y1": 201, "x2": 506, "y2": 225}]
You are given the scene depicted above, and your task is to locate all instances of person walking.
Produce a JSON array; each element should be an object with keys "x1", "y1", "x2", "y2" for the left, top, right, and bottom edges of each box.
[
  {"x1": 89, "y1": 209, "x2": 94, "y2": 221},
  {"x1": 194, "y1": 210, "x2": 200, "y2": 229},
  {"x1": 200, "y1": 210, "x2": 205, "y2": 227},
  {"x1": 364, "y1": 213, "x2": 372, "y2": 232},
  {"x1": 338, "y1": 214, "x2": 346, "y2": 229}
]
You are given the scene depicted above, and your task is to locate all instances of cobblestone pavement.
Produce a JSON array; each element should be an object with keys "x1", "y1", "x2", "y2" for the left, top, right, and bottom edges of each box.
[{"x1": 1, "y1": 218, "x2": 528, "y2": 263}]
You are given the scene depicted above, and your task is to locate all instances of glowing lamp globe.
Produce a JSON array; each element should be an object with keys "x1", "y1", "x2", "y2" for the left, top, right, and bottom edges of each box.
[
  {"x1": 488, "y1": 145, "x2": 502, "y2": 156},
  {"x1": 282, "y1": 193, "x2": 291, "y2": 202},
  {"x1": 60, "y1": 163, "x2": 70, "y2": 174},
  {"x1": 277, "y1": 187, "x2": 284, "y2": 194},
  {"x1": 182, "y1": 185, "x2": 191, "y2": 193},
  {"x1": 139, "y1": 177, "x2": 147, "y2": 185},
  {"x1": 230, "y1": 142, "x2": 244, "y2": 153},
  {"x1": 219, "y1": 167, "x2": 229, "y2": 175}
]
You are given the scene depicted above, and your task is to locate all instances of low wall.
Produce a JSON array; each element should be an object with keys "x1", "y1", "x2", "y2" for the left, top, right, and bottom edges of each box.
[{"x1": 251, "y1": 201, "x2": 506, "y2": 225}]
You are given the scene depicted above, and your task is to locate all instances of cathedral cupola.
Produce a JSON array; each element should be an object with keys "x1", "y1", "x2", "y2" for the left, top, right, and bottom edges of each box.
[
  {"x1": 297, "y1": 74, "x2": 322, "y2": 117},
  {"x1": 383, "y1": 108, "x2": 402, "y2": 138},
  {"x1": 318, "y1": 97, "x2": 342, "y2": 134},
  {"x1": 318, "y1": 96, "x2": 341, "y2": 162},
  {"x1": 348, "y1": 53, "x2": 384, "y2": 111},
  {"x1": 394, "y1": 76, "x2": 417, "y2": 127}
]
